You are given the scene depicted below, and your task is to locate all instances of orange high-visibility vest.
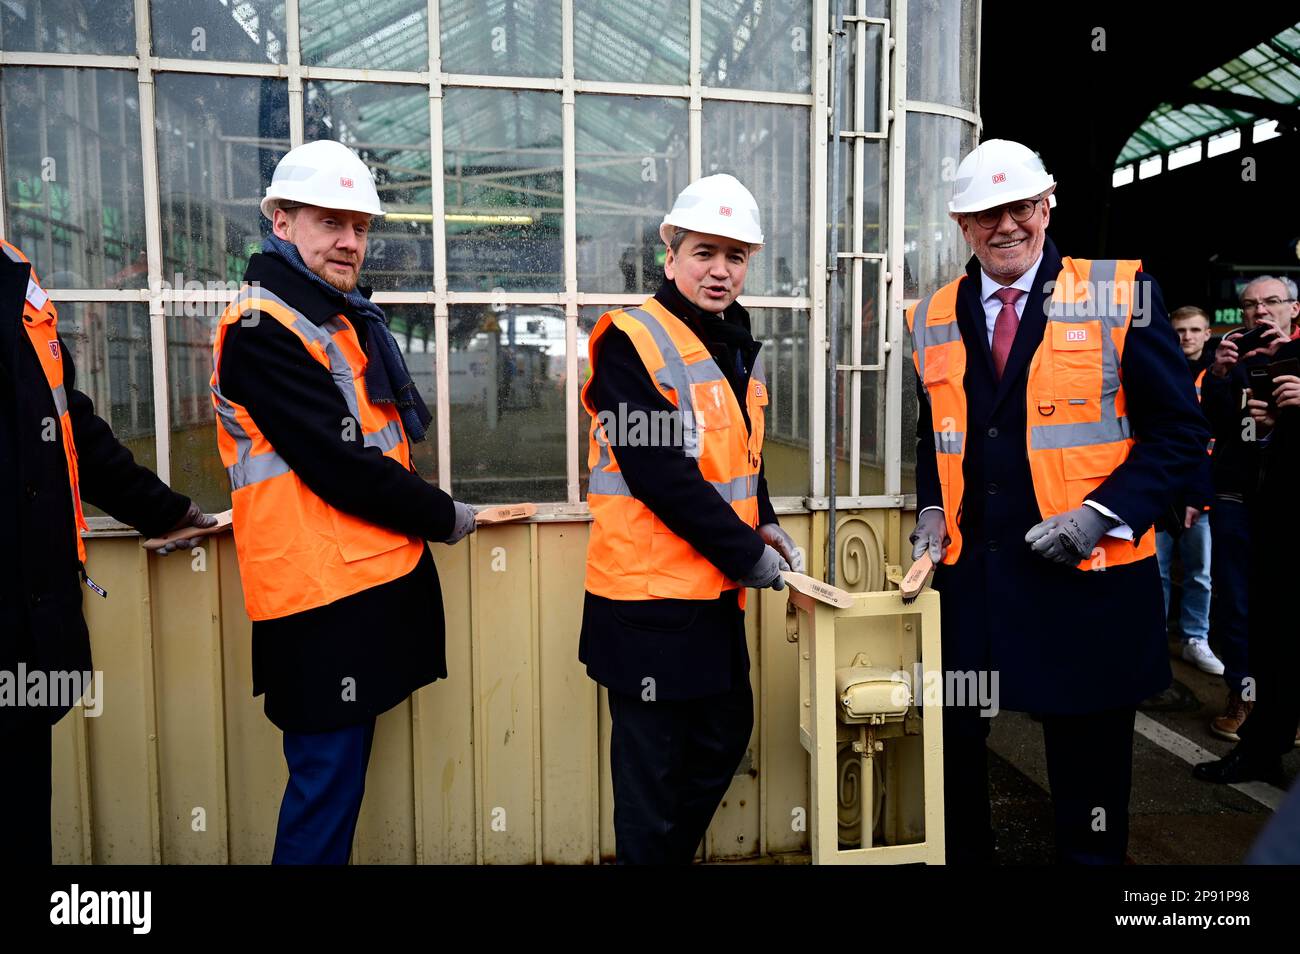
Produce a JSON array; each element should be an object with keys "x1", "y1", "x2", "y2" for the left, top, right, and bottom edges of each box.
[
  {"x1": 582, "y1": 298, "x2": 768, "y2": 605},
  {"x1": 2, "y1": 239, "x2": 88, "y2": 563},
  {"x1": 211, "y1": 285, "x2": 425, "y2": 621},
  {"x1": 907, "y1": 257, "x2": 1156, "y2": 571}
]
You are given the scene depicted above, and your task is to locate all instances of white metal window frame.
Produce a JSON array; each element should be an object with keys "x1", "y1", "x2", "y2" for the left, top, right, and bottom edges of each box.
[{"x1": 0, "y1": 0, "x2": 978, "y2": 524}]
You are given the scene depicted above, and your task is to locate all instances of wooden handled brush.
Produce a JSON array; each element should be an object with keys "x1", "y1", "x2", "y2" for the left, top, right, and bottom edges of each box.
[
  {"x1": 141, "y1": 510, "x2": 233, "y2": 550},
  {"x1": 475, "y1": 503, "x2": 538, "y2": 525},
  {"x1": 899, "y1": 553, "x2": 934, "y2": 604},
  {"x1": 783, "y1": 572, "x2": 855, "y2": 608}
]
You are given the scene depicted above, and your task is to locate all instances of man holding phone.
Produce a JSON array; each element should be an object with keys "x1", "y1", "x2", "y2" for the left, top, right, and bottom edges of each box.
[
  {"x1": 1195, "y1": 323, "x2": 1300, "y2": 785},
  {"x1": 1196, "y1": 275, "x2": 1299, "y2": 774}
]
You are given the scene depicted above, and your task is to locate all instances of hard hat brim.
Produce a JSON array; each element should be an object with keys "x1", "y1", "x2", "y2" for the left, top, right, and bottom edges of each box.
[
  {"x1": 261, "y1": 195, "x2": 386, "y2": 220},
  {"x1": 949, "y1": 183, "x2": 1057, "y2": 215}
]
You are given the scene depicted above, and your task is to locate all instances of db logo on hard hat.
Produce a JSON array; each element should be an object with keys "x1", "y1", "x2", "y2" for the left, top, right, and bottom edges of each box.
[
  {"x1": 340, "y1": 177, "x2": 354, "y2": 188},
  {"x1": 718, "y1": 206, "x2": 732, "y2": 216},
  {"x1": 991, "y1": 172, "x2": 1007, "y2": 184}
]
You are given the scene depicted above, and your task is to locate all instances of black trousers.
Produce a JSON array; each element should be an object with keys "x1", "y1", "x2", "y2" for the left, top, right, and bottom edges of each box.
[
  {"x1": 943, "y1": 705, "x2": 1136, "y2": 865},
  {"x1": 0, "y1": 717, "x2": 53, "y2": 864},
  {"x1": 607, "y1": 681, "x2": 753, "y2": 864}
]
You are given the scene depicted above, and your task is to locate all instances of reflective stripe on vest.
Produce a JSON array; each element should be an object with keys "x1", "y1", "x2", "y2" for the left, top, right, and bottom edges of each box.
[
  {"x1": 909, "y1": 258, "x2": 1155, "y2": 570},
  {"x1": 581, "y1": 299, "x2": 766, "y2": 603},
  {"x1": 211, "y1": 284, "x2": 424, "y2": 621},
  {"x1": 3, "y1": 239, "x2": 88, "y2": 562}
]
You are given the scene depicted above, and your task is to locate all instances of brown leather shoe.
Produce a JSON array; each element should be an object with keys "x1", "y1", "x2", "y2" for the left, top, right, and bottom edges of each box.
[{"x1": 1210, "y1": 691, "x2": 1252, "y2": 742}]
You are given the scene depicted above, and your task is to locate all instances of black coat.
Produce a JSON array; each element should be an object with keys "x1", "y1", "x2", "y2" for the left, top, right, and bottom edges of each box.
[
  {"x1": 913, "y1": 238, "x2": 1210, "y2": 714},
  {"x1": 1200, "y1": 338, "x2": 1285, "y2": 500},
  {"x1": 578, "y1": 281, "x2": 777, "y2": 701},
  {"x1": 216, "y1": 252, "x2": 456, "y2": 732},
  {"x1": 0, "y1": 257, "x2": 191, "y2": 727}
]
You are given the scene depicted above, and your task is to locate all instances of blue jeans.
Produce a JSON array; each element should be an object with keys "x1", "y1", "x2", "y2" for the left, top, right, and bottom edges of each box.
[
  {"x1": 1209, "y1": 498, "x2": 1251, "y2": 694},
  {"x1": 1155, "y1": 519, "x2": 1212, "y2": 643},
  {"x1": 273, "y1": 720, "x2": 376, "y2": 864}
]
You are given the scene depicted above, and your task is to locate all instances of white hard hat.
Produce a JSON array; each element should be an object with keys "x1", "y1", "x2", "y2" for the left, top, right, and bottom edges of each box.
[
  {"x1": 948, "y1": 139, "x2": 1057, "y2": 214},
  {"x1": 261, "y1": 139, "x2": 385, "y2": 220},
  {"x1": 660, "y1": 173, "x2": 763, "y2": 247}
]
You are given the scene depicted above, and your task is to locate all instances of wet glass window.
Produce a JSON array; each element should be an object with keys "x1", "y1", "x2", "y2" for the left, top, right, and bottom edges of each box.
[
  {"x1": 1, "y1": 68, "x2": 147, "y2": 289},
  {"x1": 573, "y1": 0, "x2": 689, "y2": 85},
  {"x1": 443, "y1": 88, "x2": 564, "y2": 293},
  {"x1": 439, "y1": 0, "x2": 561, "y2": 78},
  {"x1": 300, "y1": 0, "x2": 428, "y2": 71},
  {"x1": 151, "y1": 0, "x2": 286, "y2": 64},
  {"x1": 56, "y1": 302, "x2": 157, "y2": 516},
  {"x1": 749, "y1": 308, "x2": 809, "y2": 497},
  {"x1": 305, "y1": 81, "x2": 433, "y2": 292},
  {"x1": 903, "y1": 113, "x2": 974, "y2": 298},
  {"x1": 702, "y1": 101, "x2": 810, "y2": 298},
  {"x1": 701, "y1": 0, "x2": 812, "y2": 93},
  {"x1": 154, "y1": 74, "x2": 290, "y2": 286},
  {"x1": 449, "y1": 302, "x2": 569, "y2": 503},
  {"x1": 906, "y1": 0, "x2": 977, "y2": 109},
  {"x1": 575, "y1": 95, "x2": 687, "y2": 295},
  {"x1": 0, "y1": 0, "x2": 136, "y2": 54}
]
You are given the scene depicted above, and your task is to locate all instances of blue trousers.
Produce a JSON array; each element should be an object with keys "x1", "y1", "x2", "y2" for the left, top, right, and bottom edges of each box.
[
  {"x1": 1155, "y1": 520, "x2": 1212, "y2": 642},
  {"x1": 273, "y1": 720, "x2": 376, "y2": 865}
]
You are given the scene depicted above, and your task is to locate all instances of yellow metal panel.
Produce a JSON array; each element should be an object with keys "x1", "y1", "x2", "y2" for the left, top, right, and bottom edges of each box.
[
  {"x1": 471, "y1": 525, "x2": 537, "y2": 863},
  {"x1": 216, "y1": 534, "x2": 285, "y2": 864},
  {"x1": 354, "y1": 700, "x2": 416, "y2": 864},
  {"x1": 597, "y1": 685, "x2": 615, "y2": 862},
  {"x1": 706, "y1": 598, "x2": 762, "y2": 860},
  {"x1": 149, "y1": 537, "x2": 229, "y2": 863},
  {"x1": 759, "y1": 512, "x2": 812, "y2": 856},
  {"x1": 51, "y1": 705, "x2": 93, "y2": 864},
  {"x1": 536, "y1": 523, "x2": 598, "y2": 864},
  {"x1": 80, "y1": 538, "x2": 160, "y2": 863},
  {"x1": 421, "y1": 540, "x2": 477, "y2": 864}
]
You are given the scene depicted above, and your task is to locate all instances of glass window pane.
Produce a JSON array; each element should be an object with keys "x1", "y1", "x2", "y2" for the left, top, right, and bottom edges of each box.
[
  {"x1": 305, "y1": 81, "x2": 432, "y2": 291},
  {"x1": 167, "y1": 304, "x2": 227, "y2": 512},
  {"x1": 443, "y1": 88, "x2": 563, "y2": 292},
  {"x1": 750, "y1": 308, "x2": 809, "y2": 497},
  {"x1": 577, "y1": 304, "x2": 604, "y2": 500},
  {"x1": 56, "y1": 302, "x2": 156, "y2": 517},
  {"x1": 903, "y1": 113, "x2": 974, "y2": 298},
  {"x1": 702, "y1": 101, "x2": 809, "y2": 297},
  {"x1": 300, "y1": 0, "x2": 428, "y2": 70},
  {"x1": 388, "y1": 304, "x2": 440, "y2": 484},
  {"x1": 832, "y1": 136, "x2": 886, "y2": 259},
  {"x1": 701, "y1": 0, "x2": 812, "y2": 93},
  {"x1": 901, "y1": 333, "x2": 918, "y2": 496},
  {"x1": 450, "y1": 303, "x2": 567, "y2": 503},
  {"x1": 1, "y1": 0, "x2": 136, "y2": 54},
  {"x1": 832, "y1": 258, "x2": 882, "y2": 368},
  {"x1": 573, "y1": 0, "x2": 689, "y2": 85},
  {"x1": 439, "y1": 0, "x2": 561, "y2": 78},
  {"x1": 151, "y1": 0, "x2": 286, "y2": 64},
  {"x1": 576, "y1": 95, "x2": 687, "y2": 294},
  {"x1": 2, "y1": 68, "x2": 147, "y2": 289},
  {"x1": 906, "y1": 0, "x2": 977, "y2": 109},
  {"x1": 155, "y1": 74, "x2": 290, "y2": 286}
]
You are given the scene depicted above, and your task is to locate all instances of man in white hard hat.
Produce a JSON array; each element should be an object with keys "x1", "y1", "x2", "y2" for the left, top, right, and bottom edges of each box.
[
  {"x1": 906, "y1": 139, "x2": 1208, "y2": 863},
  {"x1": 579, "y1": 173, "x2": 801, "y2": 863},
  {"x1": 210, "y1": 140, "x2": 477, "y2": 863}
]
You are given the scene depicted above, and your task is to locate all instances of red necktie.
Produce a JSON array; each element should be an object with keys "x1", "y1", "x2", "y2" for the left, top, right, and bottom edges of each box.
[{"x1": 991, "y1": 287, "x2": 1023, "y2": 381}]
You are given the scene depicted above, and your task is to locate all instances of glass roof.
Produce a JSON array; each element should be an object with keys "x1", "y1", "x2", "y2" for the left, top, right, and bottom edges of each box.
[{"x1": 1116, "y1": 22, "x2": 1299, "y2": 166}]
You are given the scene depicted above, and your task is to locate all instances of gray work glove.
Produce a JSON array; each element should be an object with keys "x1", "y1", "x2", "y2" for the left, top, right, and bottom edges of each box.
[
  {"x1": 442, "y1": 501, "x2": 478, "y2": 545},
  {"x1": 738, "y1": 544, "x2": 790, "y2": 590},
  {"x1": 757, "y1": 522, "x2": 805, "y2": 573},
  {"x1": 909, "y1": 509, "x2": 949, "y2": 563},
  {"x1": 1024, "y1": 505, "x2": 1117, "y2": 565},
  {"x1": 156, "y1": 502, "x2": 218, "y2": 555}
]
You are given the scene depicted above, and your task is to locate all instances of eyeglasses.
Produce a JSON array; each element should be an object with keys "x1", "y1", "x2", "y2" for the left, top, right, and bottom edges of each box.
[
  {"x1": 1240, "y1": 296, "x2": 1296, "y2": 311},
  {"x1": 970, "y1": 196, "x2": 1045, "y2": 230}
]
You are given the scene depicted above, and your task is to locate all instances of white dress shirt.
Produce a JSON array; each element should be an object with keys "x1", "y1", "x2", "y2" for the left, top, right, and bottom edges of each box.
[{"x1": 917, "y1": 253, "x2": 1133, "y2": 541}]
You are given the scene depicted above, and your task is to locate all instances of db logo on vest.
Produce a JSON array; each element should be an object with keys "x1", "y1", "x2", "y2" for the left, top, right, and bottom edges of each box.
[{"x1": 1065, "y1": 329, "x2": 1088, "y2": 342}]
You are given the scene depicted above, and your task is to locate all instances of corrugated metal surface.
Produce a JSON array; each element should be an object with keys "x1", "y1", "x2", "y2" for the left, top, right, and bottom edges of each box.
[{"x1": 53, "y1": 510, "x2": 901, "y2": 864}]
